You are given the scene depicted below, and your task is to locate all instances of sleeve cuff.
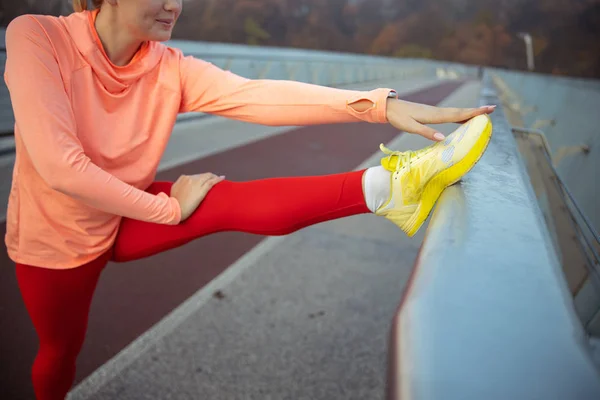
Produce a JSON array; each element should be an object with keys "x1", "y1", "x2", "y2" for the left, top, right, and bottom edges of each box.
[
  {"x1": 156, "y1": 192, "x2": 181, "y2": 225},
  {"x1": 345, "y1": 88, "x2": 397, "y2": 124},
  {"x1": 169, "y1": 196, "x2": 182, "y2": 225}
]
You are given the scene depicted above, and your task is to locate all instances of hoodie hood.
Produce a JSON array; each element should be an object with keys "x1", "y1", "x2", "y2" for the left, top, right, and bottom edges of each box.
[{"x1": 61, "y1": 9, "x2": 164, "y2": 94}]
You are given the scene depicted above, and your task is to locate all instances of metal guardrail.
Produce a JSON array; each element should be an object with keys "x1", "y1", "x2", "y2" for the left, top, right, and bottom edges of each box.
[
  {"x1": 167, "y1": 39, "x2": 476, "y2": 123},
  {"x1": 512, "y1": 127, "x2": 599, "y2": 253},
  {"x1": 166, "y1": 38, "x2": 479, "y2": 77},
  {"x1": 168, "y1": 39, "x2": 430, "y2": 124},
  {"x1": 386, "y1": 73, "x2": 600, "y2": 400},
  {"x1": 512, "y1": 126, "x2": 600, "y2": 335},
  {"x1": 492, "y1": 71, "x2": 600, "y2": 335},
  {"x1": 489, "y1": 69, "x2": 599, "y2": 236},
  {"x1": 0, "y1": 25, "x2": 477, "y2": 135}
]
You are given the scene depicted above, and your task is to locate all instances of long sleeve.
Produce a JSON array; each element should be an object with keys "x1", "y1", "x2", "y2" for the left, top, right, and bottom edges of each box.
[
  {"x1": 178, "y1": 54, "x2": 395, "y2": 126},
  {"x1": 4, "y1": 16, "x2": 181, "y2": 225}
]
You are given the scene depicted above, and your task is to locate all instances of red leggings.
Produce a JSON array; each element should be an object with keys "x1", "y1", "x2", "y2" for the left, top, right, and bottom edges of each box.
[{"x1": 15, "y1": 170, "x2": 369, "y2": 400}]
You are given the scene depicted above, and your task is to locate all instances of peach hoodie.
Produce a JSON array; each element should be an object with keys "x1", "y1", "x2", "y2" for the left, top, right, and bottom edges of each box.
[{"x1": 4, "y1": 10, "x2": 395, "y2": 269}]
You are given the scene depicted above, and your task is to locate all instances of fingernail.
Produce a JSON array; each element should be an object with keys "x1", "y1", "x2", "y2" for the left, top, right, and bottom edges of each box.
[
  {"x1": 220, "y1": 175, "x2": 225, "y2": 179},
  {"x1": 434, "y1": 132, "x2": 445, "y2": 141}
]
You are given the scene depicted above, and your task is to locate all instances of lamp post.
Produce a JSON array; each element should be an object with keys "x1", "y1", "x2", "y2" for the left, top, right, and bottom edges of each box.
[{"x1": 518, "y1": 32, "x2": 535, "y2": 71}]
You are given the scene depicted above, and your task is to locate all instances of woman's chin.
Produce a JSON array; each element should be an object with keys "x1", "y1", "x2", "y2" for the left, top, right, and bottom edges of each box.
[
  {"x1": 148, "y1": 27, "x2": 175, "y2": 42},
  {"x1": 149, "y1": 33, "x2": 172, "y2": 42}
]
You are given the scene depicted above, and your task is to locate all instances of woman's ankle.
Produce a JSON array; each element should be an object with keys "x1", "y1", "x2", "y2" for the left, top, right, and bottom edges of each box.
[{"x1": 362, "y1": 166, "x2": 391, "y2": 213}]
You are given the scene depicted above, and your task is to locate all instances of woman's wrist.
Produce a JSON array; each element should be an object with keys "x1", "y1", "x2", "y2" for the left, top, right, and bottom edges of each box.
[{"x1": 384, "y1": 90, "x2": 398, "y2": 121}]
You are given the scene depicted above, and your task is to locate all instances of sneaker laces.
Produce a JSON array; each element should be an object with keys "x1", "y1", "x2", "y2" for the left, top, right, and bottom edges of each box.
[
  {"x1": 380, "y1": 143, "x2": 429, "y2": 199},
  {"x1": 380, "y1": 144, "x2": 415, "y2": 172}
]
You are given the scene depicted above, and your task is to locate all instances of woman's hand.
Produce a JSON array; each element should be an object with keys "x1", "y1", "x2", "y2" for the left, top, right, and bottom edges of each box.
[
  {"x1": 386, "y1": 98, "x2": 496, "y2": 141},
  {"x1": 171, "y1": 173, "x2": 225, "y2": 222}
]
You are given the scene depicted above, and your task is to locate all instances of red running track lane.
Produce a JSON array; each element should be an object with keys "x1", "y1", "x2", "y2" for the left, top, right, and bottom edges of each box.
[{"x1": 0, "y1": 80, "x2": 468, "y2": 399}]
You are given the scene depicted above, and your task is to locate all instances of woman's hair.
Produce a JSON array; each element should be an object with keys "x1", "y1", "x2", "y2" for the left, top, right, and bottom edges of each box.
[{"x1": 72, "y1": 0, "x2": 103, "y2": 12}]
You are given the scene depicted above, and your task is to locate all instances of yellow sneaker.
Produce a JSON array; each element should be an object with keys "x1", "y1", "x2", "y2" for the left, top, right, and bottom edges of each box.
[{"x1": 375, "y1": 114, "x2": 493, "y2": 237}]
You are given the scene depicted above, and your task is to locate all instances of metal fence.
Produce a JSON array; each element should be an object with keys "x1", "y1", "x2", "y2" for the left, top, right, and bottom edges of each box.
[{"x1": 0, "y1": 28, "x2": 477, "y2": 134}]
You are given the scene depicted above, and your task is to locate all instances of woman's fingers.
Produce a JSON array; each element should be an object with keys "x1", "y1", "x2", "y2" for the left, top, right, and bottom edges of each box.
[
  {"x1": 192, "y1": 173, "x2": 224, "y2": 188},
  {"x1": 391, "y1": 116, "x2": 445, "y2": 141},
  {"x1": 428, "y1": 105, "x2": 496, "y2": 124},
  {"x1": 386, "y1": 99, "x2": 496, "y2": 141},
  {"x1": 172, "y1": 173, "x2": 225, "y2": 222},
  {"x1": 191, "y1": 172, "x2": 217, "y2": 184},
  {"x1": 403, "y1": 99, "x2": 495, "y2": 124},
  {"x1": 200, "y1": 175, "x2": 225, "y2": 193},
  {"x1": 188, "y1": 174, "x2": 225, "y2": 202}
]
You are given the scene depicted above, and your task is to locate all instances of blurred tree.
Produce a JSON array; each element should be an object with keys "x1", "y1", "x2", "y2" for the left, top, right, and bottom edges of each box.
[
  {"x1": 350, "y1": 0, "x2": 385, "y2": 53},
  {"x1": 1, "y1": 0, "x2": 72, "y2": 25},
  {"x1": 1, "y1": 0, "x2": 600, "y2": 78},
  {"x1": 394, "y1": 44, "x2": 433, "y2": 59},
  {"x1": 244, "y1": 16, "x2": 270, "y2": 45}
]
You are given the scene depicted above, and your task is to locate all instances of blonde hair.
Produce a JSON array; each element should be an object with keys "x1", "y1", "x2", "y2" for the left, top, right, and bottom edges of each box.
[{"x1": 73, "y1": 0, "x2": 103, "y2": 12}]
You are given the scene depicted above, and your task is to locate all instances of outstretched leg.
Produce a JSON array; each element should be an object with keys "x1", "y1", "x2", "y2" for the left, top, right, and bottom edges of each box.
[
  {"x1": 113, "y1": 113, "x2": 493, "y2": 261},
  {"x1": 113, "y1": 170, "x2": 372, "y2": 262}
]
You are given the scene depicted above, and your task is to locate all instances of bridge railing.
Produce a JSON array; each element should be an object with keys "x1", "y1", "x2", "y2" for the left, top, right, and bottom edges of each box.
[
  {"x1": 386, "y1": 72, "x2": 600, "y2": 400},
  {"x1": 0, "y1": 29, "x2": 477, "y2": 135},
  {"x1": 165, "y1": 39, "x2": 478, "y2": 123},
  {"x1": 491, "y1": 70, "x2": 600, "y2": 338}
]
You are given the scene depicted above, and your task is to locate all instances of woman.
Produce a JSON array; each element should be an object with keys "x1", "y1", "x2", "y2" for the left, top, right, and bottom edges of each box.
[{"x1": 4, "y1": 0, "x2": 494, "y2": 399}]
